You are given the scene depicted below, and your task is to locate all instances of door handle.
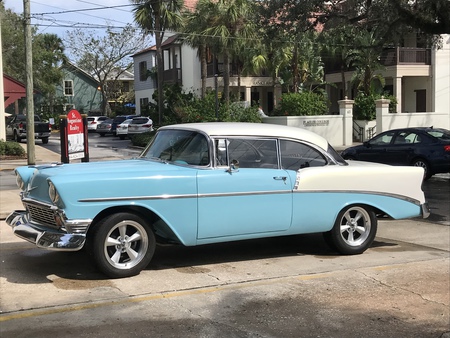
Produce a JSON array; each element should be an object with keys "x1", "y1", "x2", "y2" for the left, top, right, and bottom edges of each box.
[{"x1": 273, "y1": 176, "x2": 287, "y2": 182}]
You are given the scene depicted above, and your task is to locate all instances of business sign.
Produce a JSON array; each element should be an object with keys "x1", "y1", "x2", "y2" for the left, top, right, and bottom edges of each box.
[{"x1": 60, "y1": 110, "x2": 89, "y2": 163}]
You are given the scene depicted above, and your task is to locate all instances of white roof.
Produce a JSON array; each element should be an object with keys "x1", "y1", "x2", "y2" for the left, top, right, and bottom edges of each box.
[{"x1": 160, "y1": 122, "x2": 329, "y2": 150}]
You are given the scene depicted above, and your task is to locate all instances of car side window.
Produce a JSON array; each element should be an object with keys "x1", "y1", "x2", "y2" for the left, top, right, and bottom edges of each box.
[
  {"x1": 394, "y1": 131, "x2": 420, "y2": 144},
  {"x1": 279, "y1": 140, "x2": 327, "y2": 170},
  {"x1": 369, "y1": 131, "x2": 395, "y2": 145},
  {"x1": 215, "y1": 138, "x2": 278, "y2": 169}
]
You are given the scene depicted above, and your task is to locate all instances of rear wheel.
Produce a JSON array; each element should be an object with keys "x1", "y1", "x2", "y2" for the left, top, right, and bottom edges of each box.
[
  {"x1": 324, "y1": 205, "x2": 377, "y2": 255},
  {"x1": 89, "y1": 212, "x2": 156, "y2": 278},
  {"x1": 119, "y1": 135, "x2": 125, "y2": 140},
  {"x1": 42, "y1": 137, "x2": 49, "y2": 144},
  {"x1": 412, "y1": 158, "x2": 431, "y2": 180}
]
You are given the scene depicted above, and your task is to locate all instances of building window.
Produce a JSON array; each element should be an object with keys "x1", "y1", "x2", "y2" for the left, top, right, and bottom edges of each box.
[
  {"x1": 64, "y1": 80, "x2": 73, "y2": 96},
  {"x1": 139, "y1": 61, "x2": 148, "y2": 81},
  {"x1": 122, "y1": 81, "x2": 130, "y2": 92}
]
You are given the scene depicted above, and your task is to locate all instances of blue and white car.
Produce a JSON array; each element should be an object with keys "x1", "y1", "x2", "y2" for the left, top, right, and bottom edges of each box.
[{"x1": 7, "y1": 123, "x2": 429, "y2": 278}]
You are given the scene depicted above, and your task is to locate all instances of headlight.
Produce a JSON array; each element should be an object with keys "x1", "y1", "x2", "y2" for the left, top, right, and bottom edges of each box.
[
  {"x1": 48, "y1": 181, "x2": 60, "y2": 204},
  {"x1": 16, "y1": 173, "x2": 25, "y2": 190}
]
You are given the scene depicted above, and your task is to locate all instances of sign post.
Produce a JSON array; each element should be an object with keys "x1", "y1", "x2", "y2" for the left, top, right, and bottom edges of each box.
[{"x1": 60, "y1": 109, "x2": 89, "y2": 163}]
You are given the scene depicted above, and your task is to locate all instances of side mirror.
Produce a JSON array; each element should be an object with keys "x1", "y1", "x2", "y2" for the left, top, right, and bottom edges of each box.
[{"x1": 227, "y1": 159, "x2": 239, "y2": 173}]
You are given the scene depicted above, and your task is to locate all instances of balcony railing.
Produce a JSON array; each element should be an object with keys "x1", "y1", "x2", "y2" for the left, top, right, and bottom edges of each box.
[
  {"x1": 163, "y1": 68, "x2": 182, "y2": 85},
  {"x1": 325, "y1": 47, "x2": 431, "y2": 73}
]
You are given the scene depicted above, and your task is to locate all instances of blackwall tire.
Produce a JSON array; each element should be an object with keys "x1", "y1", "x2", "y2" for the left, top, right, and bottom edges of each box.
[
  {"x1": 324, "y1": 205, "x2": 377, "y2": 255},
  {"x1": 89, "y1": 212, "x2": 156, "y2": 278}
]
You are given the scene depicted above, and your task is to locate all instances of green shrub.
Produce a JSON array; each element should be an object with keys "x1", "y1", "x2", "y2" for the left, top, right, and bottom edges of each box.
[
  {"x1": 354, "y1": 93, "x2": 398, "y2": 120},
  {"x1": 274, "y1": 92, "x2": 328, "y2": 116},
  {"x1": 0, "y1": 140, "x2": 26, "y2": 157},
  {"x1": 130, "y1": 130, "x2": 157, "y2": 147}
]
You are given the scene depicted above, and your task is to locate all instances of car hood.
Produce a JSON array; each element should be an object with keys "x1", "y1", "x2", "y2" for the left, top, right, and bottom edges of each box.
[{"x1": 17, "y1": 159, "x2": 197, "y2": 203}]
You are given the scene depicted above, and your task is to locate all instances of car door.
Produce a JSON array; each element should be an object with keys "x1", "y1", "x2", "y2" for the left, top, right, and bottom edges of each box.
[
  {"x1": 197, "y1": 138, "x2": 292, "y2": 240},
  {"x1": 357, "y1": 131, "x2": 396, "y2": 163},
  {"x1": 385, "y1": 130, "x2": 420, "y2": 165}
]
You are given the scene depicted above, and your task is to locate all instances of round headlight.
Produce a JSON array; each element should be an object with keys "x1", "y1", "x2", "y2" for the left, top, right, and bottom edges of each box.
[
  {"x1": 48, "y1": 181, "x2": 60, "y2": 204},
  {"x1": 16, "y1": 173, "x2": 25, "y2": 190}
]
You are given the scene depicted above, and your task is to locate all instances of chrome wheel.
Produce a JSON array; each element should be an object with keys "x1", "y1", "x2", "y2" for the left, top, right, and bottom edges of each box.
[
  {"x1": 339, "y1": 206, "x2": 372, "y2": 247},
  {"x1": 324, "y1": 205, "x2": 377, "y2": 255},
  {"x1": 104, "y1": 220, "x2": 149, "y2": 270},
  {"x1": 90, "y1": 213, "x2": 155, "y2": 278}
]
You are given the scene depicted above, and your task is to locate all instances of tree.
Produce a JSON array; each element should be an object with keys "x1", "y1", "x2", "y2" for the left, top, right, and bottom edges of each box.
[
  {"x1": 389, "y1": 0, "x2": 449, "y2": 34},
  {"x1": 200, "y1": 0, "x2": 259, "y2": 104},
  {"x1": 132, "y1": 0, "x2": 184, "y2": 125},
  {"x1": 1, "y1": 6, "x2": 66, "y2": 107},
  {"x1": 65, "y1": 24, "x2": 150, "y2": 116}
]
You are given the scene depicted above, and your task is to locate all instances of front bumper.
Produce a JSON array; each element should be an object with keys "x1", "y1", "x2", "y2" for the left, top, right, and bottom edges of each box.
[{"x1": 6, "y1": 210, "x2": 88, "y2": 251}]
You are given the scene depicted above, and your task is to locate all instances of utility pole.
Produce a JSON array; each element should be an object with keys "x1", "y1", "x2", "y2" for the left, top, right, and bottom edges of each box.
[
  {"x1": 0, "y1": 4, "x2": 6, "y2": 141},
  {"x1": 24, "y1": 0, "x2": 35, "y2": 164}
]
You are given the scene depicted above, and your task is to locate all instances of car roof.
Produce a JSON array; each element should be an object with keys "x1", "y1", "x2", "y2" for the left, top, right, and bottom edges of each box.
[{"x1": 159, "y1": 122, "x2": 329, "y2": 150}]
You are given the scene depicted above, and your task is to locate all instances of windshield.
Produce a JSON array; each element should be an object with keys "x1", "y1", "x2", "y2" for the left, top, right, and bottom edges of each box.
[{"x1": 141, "y1": 129, "x2": 210, "y2": 166}]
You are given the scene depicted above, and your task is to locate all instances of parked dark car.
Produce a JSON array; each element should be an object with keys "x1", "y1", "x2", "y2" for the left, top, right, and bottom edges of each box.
[
  {"x1": 96, "y1": 119, "x2": 114, "y2": 136},
  {"x1": 6, "y1": 114, "x2": 51, "y2": 144},
  {"x1": 341, "y1": 127, "x2": 450, "y2": 179}
]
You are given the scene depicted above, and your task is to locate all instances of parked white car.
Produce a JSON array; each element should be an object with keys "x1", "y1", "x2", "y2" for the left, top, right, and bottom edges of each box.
[
  {"x1": 127, "y1": 117, "x2": 153, "y2": 136},
  {"x1": 116, "y1": 119, "x2": 133, "y2": 140},
  {"x1": 87, "y1": 116, "x2": 108, "y2": 131}
]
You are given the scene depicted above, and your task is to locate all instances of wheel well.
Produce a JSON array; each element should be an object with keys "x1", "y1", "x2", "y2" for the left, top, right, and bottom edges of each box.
[{"x1": 87, "y1": 206, "x2": 181, "y2": 245}]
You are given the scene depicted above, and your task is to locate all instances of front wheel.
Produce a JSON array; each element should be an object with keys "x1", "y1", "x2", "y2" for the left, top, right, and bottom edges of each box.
[
  {"x1": 324, "y1": 205, "x2": 377, "y2": 255},
  {"x1": 89, "y1": 212, "x2": 156, "y2": 278}
]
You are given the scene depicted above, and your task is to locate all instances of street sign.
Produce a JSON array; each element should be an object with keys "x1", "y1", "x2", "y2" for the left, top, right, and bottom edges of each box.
[{"x1": 60, "y1": 110, "x2": 89, "y2": 163}]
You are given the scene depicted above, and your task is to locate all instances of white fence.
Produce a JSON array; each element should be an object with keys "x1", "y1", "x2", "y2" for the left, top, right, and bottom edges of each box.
[{"x1": 263, "y1": 99, "x2": 450, "y2": 146}]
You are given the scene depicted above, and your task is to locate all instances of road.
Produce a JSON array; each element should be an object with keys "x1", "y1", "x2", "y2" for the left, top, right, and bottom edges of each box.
[{"x1": 0, "y1": 133, "x2": 449, "y2": 337}]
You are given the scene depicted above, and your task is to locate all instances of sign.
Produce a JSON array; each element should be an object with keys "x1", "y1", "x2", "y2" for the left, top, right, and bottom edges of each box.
[
  {"x1": 67, "y1": 110, "x2": 85, "y2": 160},
  {"x1": 60, "y1": 110, "x2": 89, "y2": 163}
]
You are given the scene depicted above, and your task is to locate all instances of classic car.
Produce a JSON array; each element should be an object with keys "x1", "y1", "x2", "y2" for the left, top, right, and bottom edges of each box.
[
  {"x1": 341, "y1": 127, "x2": 450, "y2": 179},
  {"x1": 7, "y1": 123, "x2": 429, "y2": 278}
]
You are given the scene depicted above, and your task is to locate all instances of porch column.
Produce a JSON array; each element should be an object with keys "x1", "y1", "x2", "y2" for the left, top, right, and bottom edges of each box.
[
  {"x1": 376, "y1": 98, "x2": 390, "y2": 135},
  {"x1": 393, "y1": 77, "x2": 402, "y2": 113},
  {"x1": 338, "y1": 98, "x2": 354, "y2": 146},
  {"x1": 245, "y1": 86, "x2": 251, "y2": 103},
  {"x1": 274, "y1": 83, "x2": 282, "y2": 108}
]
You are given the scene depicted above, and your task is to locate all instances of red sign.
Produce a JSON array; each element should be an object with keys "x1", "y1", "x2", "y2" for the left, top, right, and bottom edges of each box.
[{"x1": 67, "y1": 109, "x2": 85, "y2": 160}]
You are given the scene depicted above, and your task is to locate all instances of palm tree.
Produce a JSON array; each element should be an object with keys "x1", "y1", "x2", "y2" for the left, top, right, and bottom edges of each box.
[
  {"x1": 201, "y1": 0, "x2": 258, "y2": 104},
  {"x1": 346, "y1": 29, "x2": 386, "y2": 96},
  {"x1": 131, "y1": 0, "x2": 184, "y2": 125}
]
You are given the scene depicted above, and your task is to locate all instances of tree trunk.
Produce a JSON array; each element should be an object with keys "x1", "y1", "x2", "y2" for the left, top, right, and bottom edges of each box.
[
  {"x1": 200, "y1": 45, "x2": 207, "y2": 99},
  {"x1": 155, "y1": 10, "x2": 164, "y2": 126},
  {"x1": 223, "y1": 52, "x2": 230, "y2": 104}
]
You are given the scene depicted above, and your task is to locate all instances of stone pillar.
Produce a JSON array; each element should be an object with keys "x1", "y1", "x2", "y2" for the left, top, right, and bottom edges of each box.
[
  {"x1": 375, "y1": 98, "x2": 390, "y2": 135},
  {"x1": 245, "y1": 86, "x2": 251, "y2": 103},
  {"x1": 393, "y1": 77, "x2": 402, "y2": 113},
  {"x1": 338, "y1": 98, "x2": 354, "y2": 146},
  {"x1": 274, "y1": 83, "x2": 282, "y2": 109}
]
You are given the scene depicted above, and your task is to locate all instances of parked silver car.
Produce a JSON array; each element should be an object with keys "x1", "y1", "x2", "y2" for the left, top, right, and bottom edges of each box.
[{"x1": 127, "y1": 117, "x2": 153, "y2": 136}]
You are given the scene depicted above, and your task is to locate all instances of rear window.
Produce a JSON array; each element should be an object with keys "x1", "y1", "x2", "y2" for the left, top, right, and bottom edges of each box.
[
  {"x1": 427, "y1": 129, "x2": 450, "y2": 140},
  {"x1": 113, "y1": 116, "x2": 127, "y2": 124},
  {"x1": 132, "y1": 118, "x2": 150, "y2": 124}
]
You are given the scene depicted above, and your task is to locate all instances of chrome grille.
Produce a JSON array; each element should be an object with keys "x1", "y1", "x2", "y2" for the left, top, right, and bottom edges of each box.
[{"x1": 25, "y1": 203, "x2": 58, "y2": 228}]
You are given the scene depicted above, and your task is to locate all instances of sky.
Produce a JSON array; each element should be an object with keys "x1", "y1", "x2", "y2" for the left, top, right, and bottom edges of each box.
[{"x1": 3, "y1": 0, "x2": 136, "y2": 39}]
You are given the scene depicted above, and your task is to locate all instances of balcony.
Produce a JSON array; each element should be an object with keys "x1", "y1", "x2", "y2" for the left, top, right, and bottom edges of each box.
[
  {"x1": 163, "y1": 68, "x2": 182, "y2": 85},
  {"x1": 325, "y1": 47, "x2": 431, "y2": 73}
]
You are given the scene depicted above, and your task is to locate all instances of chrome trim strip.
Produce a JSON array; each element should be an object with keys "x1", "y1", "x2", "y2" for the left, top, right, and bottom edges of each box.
[
  {"x1": 293, "y1": 189, "x2": 421, "y2": 206},
  {"x1": 79, "y1": 190, "x2": 291, "y2": 202}
]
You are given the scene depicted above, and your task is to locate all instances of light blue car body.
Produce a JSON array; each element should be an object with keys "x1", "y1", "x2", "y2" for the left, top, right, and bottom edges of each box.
[{"x1": 9, "y1": 122, "x2": 428, "y2": 253}]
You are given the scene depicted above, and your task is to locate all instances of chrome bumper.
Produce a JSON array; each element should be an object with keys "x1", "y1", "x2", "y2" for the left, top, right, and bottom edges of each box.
[
  {"x1": 6, "y1": 210, "x2": 87, "y2": 251},
  {"x1": 421, "y1": 203, "x2": 430, "y2": 219}
]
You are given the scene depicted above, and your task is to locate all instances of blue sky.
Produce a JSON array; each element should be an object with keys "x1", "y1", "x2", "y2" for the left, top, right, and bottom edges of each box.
[{"x1": 3, "y1": 0, "x2": 136, "y2": 38}]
